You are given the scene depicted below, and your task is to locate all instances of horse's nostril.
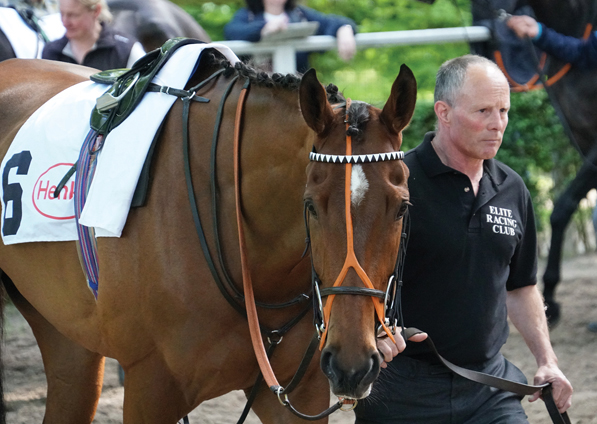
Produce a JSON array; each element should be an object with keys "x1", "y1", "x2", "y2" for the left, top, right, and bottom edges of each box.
[
  {"x1": 320, "y1": 348, "x2": 336, "y2": 380},
  {"x1": 371, "y1": 351, "x2": 381, "y2": 372}
]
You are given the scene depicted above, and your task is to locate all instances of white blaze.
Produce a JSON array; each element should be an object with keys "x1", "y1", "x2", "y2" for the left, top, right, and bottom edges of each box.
[{"x1": 351, "y1": 165, "x2": 369, "y2": 206}]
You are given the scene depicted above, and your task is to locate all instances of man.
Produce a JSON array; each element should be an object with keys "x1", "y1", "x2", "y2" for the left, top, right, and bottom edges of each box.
[
  {"x1": 507, "y1": 15, "x2": 597, "y2": 69},
  {"x1": 355, "y1": 55, "x2": 573, "y2": 423}
]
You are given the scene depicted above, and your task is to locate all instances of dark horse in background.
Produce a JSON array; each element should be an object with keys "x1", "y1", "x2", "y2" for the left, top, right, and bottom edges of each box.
[
  {"x1": 0, "y1": 27, "x2": 11, "y2": 61},
  {"x1": 420, "y1": 0, "x2": 597, "y2": 325},
  {"x1": 471, "y1": 0, "x2": 597, "y2": 326},
  {"x1": 0, "y1": 0, "x2": 211, "y2": 61},
  {"x1": 107, "y1": 0, "x2": 211, "y2": 51}
]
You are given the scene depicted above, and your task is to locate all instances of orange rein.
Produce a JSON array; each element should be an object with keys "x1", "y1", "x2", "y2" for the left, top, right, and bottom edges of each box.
[
  {"x1": 232, "y1": 82, "x2": 285, "y2": 390},
  {"x1": 318, "y1": 98, "x2": 396, "y2": 350},
  {"x1": 234, "y1": 94, "x2": 395, "y2": 394},
  {"x1": 496, "y1": 23, "x2": 593, "y2": 92}
]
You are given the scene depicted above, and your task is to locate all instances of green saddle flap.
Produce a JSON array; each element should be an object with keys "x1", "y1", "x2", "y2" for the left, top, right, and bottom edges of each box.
[
  {"x1": 90, "y1": 37, "x2": 204, "y2": 134},
  {"x1": 90, "y1": 68, "x2": 129, "y2": 85}
]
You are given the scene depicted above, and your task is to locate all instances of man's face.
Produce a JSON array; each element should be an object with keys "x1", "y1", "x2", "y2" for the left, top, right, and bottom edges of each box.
[
  {"x1": 445, "y1": 64, "x2": 510, "y2": 161},
  {"x1": 60, "y1": 0, "x2": 98, "y2": 40}
]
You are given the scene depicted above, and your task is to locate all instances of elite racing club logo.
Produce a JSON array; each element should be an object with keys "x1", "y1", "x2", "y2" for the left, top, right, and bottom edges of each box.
[
  {"x1": 486, "y1": 205, "x2": 518, "y2": 236},
  {"x1": 32, "y1": 163, "x2": 76, "y2": 220}
]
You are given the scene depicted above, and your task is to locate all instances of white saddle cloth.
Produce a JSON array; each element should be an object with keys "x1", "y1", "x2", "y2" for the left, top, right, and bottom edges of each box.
[
  {"x1": 0, "y1": 8, "x2": 64, "y2": 58},
  {"x1": 0, "y1": 43, "x2": 239, "y2": 244}
]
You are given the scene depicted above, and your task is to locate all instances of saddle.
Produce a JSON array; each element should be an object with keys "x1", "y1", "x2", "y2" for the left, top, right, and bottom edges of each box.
[{"x1": 89, "y1": 37, "x2": 204, "y2": 136}]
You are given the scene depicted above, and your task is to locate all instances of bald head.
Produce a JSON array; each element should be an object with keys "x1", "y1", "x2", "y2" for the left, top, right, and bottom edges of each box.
[{"x1": 434, "y1": 55, "x2": 508, "y2": 106}]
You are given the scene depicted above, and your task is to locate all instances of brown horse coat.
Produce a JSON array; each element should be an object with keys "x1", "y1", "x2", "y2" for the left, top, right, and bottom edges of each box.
[{"x1": 0, "y1": 53, "x2": 416, "y2": 423}]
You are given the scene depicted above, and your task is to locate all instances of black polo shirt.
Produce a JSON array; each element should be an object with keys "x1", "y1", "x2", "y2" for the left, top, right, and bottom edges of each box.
[{"x1": 398, "y1": 132, "x2": 538, "y2": 366}]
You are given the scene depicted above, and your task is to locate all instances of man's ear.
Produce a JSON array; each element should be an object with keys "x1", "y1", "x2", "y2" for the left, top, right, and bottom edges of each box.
[{"x1": 434, "y1": 100, "x2": 451, "y2": 126}]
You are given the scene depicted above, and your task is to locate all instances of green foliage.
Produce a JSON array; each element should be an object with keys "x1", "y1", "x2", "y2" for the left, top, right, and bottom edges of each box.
[
  {"x1": 176, "y1": 0, "x2": 473, "y2": 102},
  {"x1": 179, "y1": 1, "x2": 242, "y2": 41},
  {"x1": 172, "y1": 0, "x2": 591, "y2": 241},
  {"x1": 306, "y1": 0, "x2": 472, "y2": 104}
]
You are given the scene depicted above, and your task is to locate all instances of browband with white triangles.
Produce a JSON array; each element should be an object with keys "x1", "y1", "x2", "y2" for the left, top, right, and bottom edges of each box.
[{"x1": 309, "y1": 151, "x2": 404, "y2": 164}]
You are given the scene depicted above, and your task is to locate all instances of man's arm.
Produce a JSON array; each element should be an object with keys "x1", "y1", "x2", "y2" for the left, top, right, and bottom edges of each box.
[
  {"x1": 508, "y1": 15, "x2": 597, "y2": 69},
  {"x1": 506, "y1": 285, "x2": 573, "y2": 412}
]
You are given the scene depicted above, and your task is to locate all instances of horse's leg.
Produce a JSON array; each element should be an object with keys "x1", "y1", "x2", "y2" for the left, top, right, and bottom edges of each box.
[
  {"x1": 2, "y1": 275, "x2": 104, "y2": 424},
  {"x1": 121, "y1": 353, "x2": 189, "y2": 424},
  {"x1": 543, "y1": 163, "x2": 597, "y2": 325},
  {"x1": 247, "y1": 360, "x2": 331, "y2": 424}
]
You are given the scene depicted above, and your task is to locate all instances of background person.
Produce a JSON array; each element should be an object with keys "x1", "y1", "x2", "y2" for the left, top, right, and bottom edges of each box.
[
  {"x1": 224, "y1": 0, "x2": 356, "y2": 73},
  {"x1": 509, "y1": 14, "x2": 597, "y2": 333},
  {"x1": 355, "y1": 54, "x2": 573, "y2": 423},
  {"x1": 507, "y1": 14, "x2": 597, "y2": 69},
  {"x1": 42, "y1": 0, "x2": 144, "y2": 70}
]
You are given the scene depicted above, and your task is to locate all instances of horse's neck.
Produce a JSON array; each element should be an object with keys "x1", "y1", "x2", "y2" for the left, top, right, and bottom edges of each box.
[{"x1": 237, "y1": 85, "x2": 313, "y2": 299}]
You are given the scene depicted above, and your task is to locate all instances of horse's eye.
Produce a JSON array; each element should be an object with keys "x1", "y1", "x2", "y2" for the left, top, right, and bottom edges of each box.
[
  {"x1": 396, "y1": 202, "x2": 410, "y2": 220},
  {"x1": 307, "y1": 202, "x2": 318, "y2": 218}
]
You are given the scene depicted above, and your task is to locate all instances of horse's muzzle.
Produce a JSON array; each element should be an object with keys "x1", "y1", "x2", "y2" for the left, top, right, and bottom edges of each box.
[{"x1": 320, "y1": 346, "x2": 382, "y2": 399}]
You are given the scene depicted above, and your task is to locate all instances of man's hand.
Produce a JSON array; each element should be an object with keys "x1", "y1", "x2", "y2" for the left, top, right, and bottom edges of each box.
[
  {"x1": 507, "y1": 15, "x2": 540, "y2": 39},
  {"x1": 336, "y1": 25, "x2": 356, "y2": 61},
  {"x1": 530, "y1": 363, "x2": 573, "y2": 413},
  {"x1": 377, "y1": 330, "x2": 428, "y2": 368}
]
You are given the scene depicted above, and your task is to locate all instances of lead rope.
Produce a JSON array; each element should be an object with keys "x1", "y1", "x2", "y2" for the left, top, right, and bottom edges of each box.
[{"x1": 401, "y1": 327, "x2": 571, "y2": 424}]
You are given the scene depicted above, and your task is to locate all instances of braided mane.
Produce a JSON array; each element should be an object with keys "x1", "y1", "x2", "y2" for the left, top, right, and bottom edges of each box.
[{"x1": 203, "y1": 51, "x2": 369, "y2": 136}]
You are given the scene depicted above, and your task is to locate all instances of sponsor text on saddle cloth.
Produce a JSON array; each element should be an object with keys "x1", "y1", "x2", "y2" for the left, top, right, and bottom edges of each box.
[{"x1": 0, "y1": 43, "x2": 239, "y2": 244}]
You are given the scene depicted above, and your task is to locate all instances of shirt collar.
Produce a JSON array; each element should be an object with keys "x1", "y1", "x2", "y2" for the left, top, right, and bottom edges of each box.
[
  {"x1": 60, "y1": 23, "x2": 117, "y2": 59},
  {"x1": 416, "y1": 131, "x2": 507, "y2": 186}
]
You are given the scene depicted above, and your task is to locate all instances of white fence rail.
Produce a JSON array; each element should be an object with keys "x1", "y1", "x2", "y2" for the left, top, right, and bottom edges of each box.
[{"x1": 218, "y1": 26, "x2": 491, "y2": 74}]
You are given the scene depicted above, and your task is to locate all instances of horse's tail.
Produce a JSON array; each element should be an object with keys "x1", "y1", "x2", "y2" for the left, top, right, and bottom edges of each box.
[{"x1": 0, "y1": 271, "x2": 6, "y2": 424}]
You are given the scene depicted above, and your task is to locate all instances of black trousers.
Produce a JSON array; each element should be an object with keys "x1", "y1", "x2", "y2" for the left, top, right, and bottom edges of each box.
[{"x1": 354, "y1": 353, "x2": 529, "y2": 424}]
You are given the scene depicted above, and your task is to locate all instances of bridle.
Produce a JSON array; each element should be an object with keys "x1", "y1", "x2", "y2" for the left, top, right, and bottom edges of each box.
[
  {"x1": 235, "y1": 96, "x2": 409, "y2": 416},
  {"x1": 304, "y1": 98, "x2": 409, "y2": 350}
]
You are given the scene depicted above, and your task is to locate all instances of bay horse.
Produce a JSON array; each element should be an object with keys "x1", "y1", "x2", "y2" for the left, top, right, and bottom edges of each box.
[
  {"x1": 108, "y1": 0, "x2": 211, "y2": 51},
  {"x1": 0, "y1": 50, "x2": 416, "y2": 423},
  {"x1": 446, "y1": 0, "x2": 597, "y2": 325}
]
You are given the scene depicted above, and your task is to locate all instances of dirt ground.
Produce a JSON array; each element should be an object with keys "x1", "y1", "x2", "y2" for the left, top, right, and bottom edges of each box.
[{"x1": 3, "y1": 253, "x2": 597, "y2": 423}]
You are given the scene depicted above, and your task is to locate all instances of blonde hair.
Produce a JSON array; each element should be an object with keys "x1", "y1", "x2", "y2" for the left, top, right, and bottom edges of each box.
[{"x1": 78, "y1": 0, "x2": 112, "y2": 23}]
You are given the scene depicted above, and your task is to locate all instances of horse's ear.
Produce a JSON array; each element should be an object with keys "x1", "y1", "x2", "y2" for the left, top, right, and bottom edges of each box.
[
  {"x1": 380, "y1": 64, "x2": 417, "y2": 136},
  {"x1": 300, "y1": 68, "x2": 335, "y2": 136}
]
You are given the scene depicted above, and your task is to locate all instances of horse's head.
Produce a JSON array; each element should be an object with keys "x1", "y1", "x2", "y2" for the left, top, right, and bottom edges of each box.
[{"x1": 299, "y1": 66, "x2": 416, "y2": 399}]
